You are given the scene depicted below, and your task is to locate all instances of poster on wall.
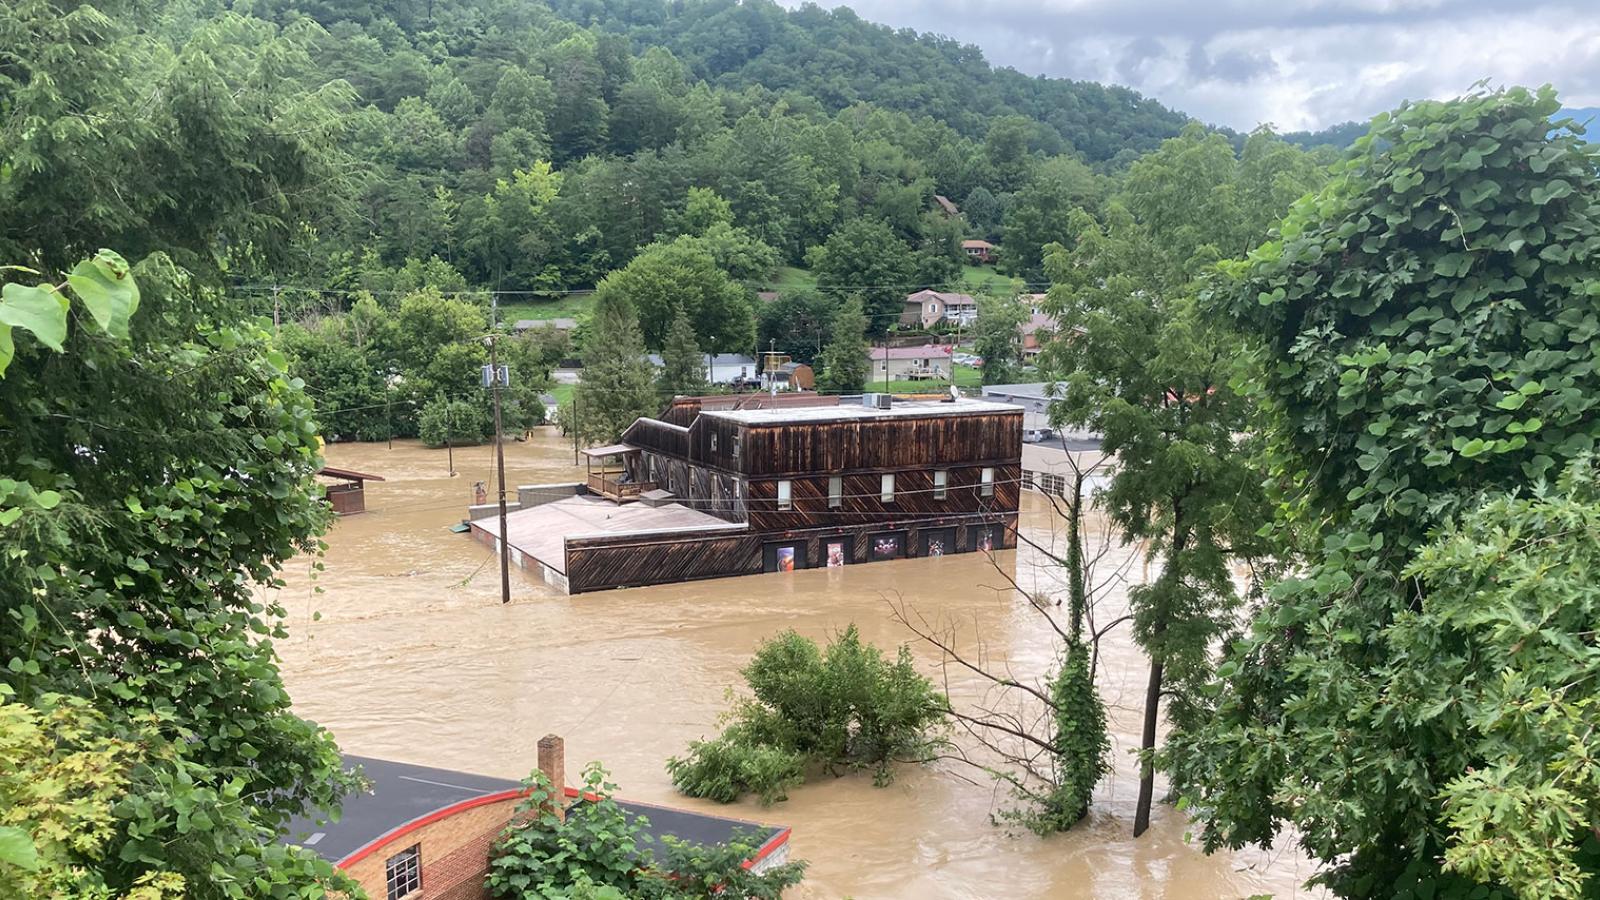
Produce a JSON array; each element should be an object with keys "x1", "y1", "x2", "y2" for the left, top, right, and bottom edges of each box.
[
  {"x1": 922, "y1": 527, "x2": 955, "y2": 558},
  {"x1": 971, "y1": 527, "x2": 995, "y2": 553},
  {"x1": 927, "y1": 538, "x2": 945, "y2": 557},
  {"x1": 777, "y1": 546, "x2": 796, "y2": 572},
  {"x1": 826, "y1": 541, "x2": 846, "y2": 568},
  {"x1": 871, "y1": 533, "x2": 905, "y2": 561}
]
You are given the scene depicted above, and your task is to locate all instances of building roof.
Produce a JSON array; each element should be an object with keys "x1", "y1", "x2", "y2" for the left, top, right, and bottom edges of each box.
[
  {"x1": 756, "y1": 291, "x2": 781, "y2": 303},
  {"x1": 281, "y1": 756, "x2": 785, "y2": 867},
  {"x1": 905, "y1": 289, "x2": 977, "y2": 306},
  {"x1": 1022, "y1": 312, "x2": 1058, "y2": 336},
  {"x1": 513, "y1": 318, "x2": 579, "y2": 331},
  {"x1": 474, "y1": 495, "x2": 736, "y2": 575},
  {"x1": 645, "y1": 353, "x2": 758, "y2": 368},
  {"x1": 870, "y1": 344, "x2": 954, "y2": 361},
  {"x1": 317, "y1": 466, "x2": 386, "y2": 483},
  {"x1": 700, "y1": 396, "x2": 1021, "y2": 425},
  {"x1": 981, "y1": 382, "x2": 1063, "y2": 402},
  {"x1": 933, "y1": 194, "x2": 960, "y2": 215},
  {"x1": 962, "y1": 239, "x2": 996, "y2": 250}
]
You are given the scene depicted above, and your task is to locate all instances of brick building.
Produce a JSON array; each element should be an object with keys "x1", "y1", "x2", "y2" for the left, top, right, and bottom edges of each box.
[{"x1": 282, "y1": 736, "x2": 789, "y2": 900}]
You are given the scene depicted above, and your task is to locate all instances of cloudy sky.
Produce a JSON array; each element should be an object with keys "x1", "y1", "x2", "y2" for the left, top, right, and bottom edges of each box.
[{"x1": 792, "y1": 0, "x2": 1600, "y2": 132}]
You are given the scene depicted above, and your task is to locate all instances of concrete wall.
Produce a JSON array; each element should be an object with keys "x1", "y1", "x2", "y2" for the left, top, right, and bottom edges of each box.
[
  {"x1": 516, "y1": 483, "x2": 582, "y2": 508},
  {"x1": 467, "y1": 501, "x2": 523, "y2": 521}
]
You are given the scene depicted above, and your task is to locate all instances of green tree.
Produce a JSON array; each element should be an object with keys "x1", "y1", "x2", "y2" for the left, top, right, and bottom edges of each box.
[
  {"x1": 572, "y1": 292, "x2": 658, "y2": 443},
  {"x1": 542, "y1": 33, "x2": 610, "y2": 164},
  {"x1": 594, "y1": 240, "x2": 754, "y2": 353},
  {"x1": 756, "y1": 290, "x2": 836, "y2": 365},
  {"x1": 999, "y1": 155, "x2": 1102, "y2": 282},
  {"x1": 806, "y1": 220, "x2": 915, "y2": 337},
  {"x1": 1170, "y1": 86, "x2": 1600, "y2": 898},
  {"x1": 972, "y1": 292, "x2": 1027, "y2": 385},
  {"x1": 814, "y1": 296, "x2": 870, "y2": 394},
  {"x1": 0, "y1": 254, "x2": 359, "y2": 896},
  {"x1": 658, "y1": 308, "x2": 708, "y2": 396}
]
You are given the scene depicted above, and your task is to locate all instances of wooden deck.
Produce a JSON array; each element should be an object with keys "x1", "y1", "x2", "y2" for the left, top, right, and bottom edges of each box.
[{"x1": 586, "y1": 472, "x2": 658, "y2": 502}]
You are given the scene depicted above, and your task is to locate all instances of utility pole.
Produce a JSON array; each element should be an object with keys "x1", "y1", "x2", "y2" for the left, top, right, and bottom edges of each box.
[
  {"x1": 571, "y1": 390, "x2": 579, "y2": 465},
  {"x1": 488, "y1": 294, "x2": 511, "y2": 606},
  {"x1": 443, "y1": 393, "x2": 455, "y2": 477},
  {"x1": 272, "y1": 284, "x2": 281, "y2": 334}
]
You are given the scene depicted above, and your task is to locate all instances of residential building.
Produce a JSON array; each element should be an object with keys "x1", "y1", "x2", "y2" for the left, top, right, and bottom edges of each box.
[
  {"x1": 870, "y1": 343, "x2": 953, "y2": 380},
  {"x1": 768, "y1": 361, "x2": 814, "y2": 391},
  {"x1": 1021, "y1": 311, "x2": 1057, "y2": 360},
  {"x1": 646, "y1": 352, "x2": 760, "y2": 385},
  {"x1": 471, "y1": 394, "x2": 1022, "y2": 593},
  {"x1": 933, "y1": 194, "x2": 960, "y2": 217},
  {"x1": 281, "y1": 735, "x2": 790, "y2": 900},
  {"x1": 901, "y1": 290, "x2": 979, "y2": 328},
  {"x1": 962, "y1": 239, "x2": 996, "y2": 264}
]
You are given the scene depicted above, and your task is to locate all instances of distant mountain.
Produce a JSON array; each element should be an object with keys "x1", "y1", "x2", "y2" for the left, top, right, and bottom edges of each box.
[{"x1": 1282, "y1": 121, "x2": 1368, "y2": 151}]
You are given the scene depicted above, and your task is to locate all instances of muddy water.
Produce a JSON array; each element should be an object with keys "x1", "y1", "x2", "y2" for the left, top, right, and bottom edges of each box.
[{"x1": 275, "y1": 434, "x2": 1322, "y2": 899}]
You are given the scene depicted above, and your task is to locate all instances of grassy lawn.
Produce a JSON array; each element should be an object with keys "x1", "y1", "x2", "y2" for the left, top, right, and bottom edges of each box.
[
  {"x1": 870, "y1": 364, "x2": 982, "y2": 394},
  {"x1": 959, "y1": 264, "x2": 1027, "y2": 294},
  {"x1": 495, "y1": 292, "x2": 595, "y2": 323},
  {"x1": 548, "y1": 382, "x2": 575, "y2": 405},
  {"x1": 768, "y1": 266, "x2": 817, "y2": 292}
]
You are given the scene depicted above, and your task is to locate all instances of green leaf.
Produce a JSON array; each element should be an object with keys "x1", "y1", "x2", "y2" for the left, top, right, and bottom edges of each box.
[
  {"x1": 0, "y1": 282, "x2": 69, "y2": 352},
  {"x1": 0, "y1": 323, "x2": 11, "y2": 378},
  {"x1": 0, "y1": 825, "x2": 38, "y2": 870},
  {"x1": 66, "y1": 250, "x2": 140, "y2": 339},
  {"x1": 33, "y1": 490, "x2": 61, "y2": 510}
]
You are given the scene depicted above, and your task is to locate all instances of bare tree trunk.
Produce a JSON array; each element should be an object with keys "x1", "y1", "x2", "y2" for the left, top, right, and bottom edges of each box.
[{"x1": 1133, "y1": 650, "x2": 1163, "y2": 837}]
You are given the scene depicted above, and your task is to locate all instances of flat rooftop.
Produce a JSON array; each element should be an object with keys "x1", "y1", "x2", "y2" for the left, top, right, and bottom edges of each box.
[
  {"x1": 281, "y1": 756, "x2": 784, "y2": 865},
  {"x1": 473, "y1": 495, "x2": 735, "y2": 574},
  {"x1": 701, "y1": 396, "x2": 1023, "y2": 425}
]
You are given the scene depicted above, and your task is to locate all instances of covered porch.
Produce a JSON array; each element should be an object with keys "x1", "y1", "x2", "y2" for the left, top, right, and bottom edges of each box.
[{"x1": 582, "y1": 443, "x2": 657, "y2": 502}]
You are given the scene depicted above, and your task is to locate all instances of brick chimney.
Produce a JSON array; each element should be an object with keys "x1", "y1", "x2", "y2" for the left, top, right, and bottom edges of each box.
[{"x1": 537, "y1": 733, "x2": 566, "y2": 821}]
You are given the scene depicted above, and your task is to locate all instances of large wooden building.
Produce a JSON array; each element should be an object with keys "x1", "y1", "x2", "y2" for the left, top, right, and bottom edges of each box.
[{"x1": 471, "y1": 394, "x2": 1023, "y2": 593}]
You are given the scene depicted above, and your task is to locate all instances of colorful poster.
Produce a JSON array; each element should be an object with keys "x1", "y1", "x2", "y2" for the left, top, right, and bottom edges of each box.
[
  {"x1": 777, "y1": 546, "x2": 796, "y2": 572},
  {"x1": 826, "y1": 542, "x2": 846, "y2": 568},
  {"x1": 872, "y1": 534, "x2": 904, "y2": 560},
  {"x1": 977, "y1": 529, "x2": 994, "y2": 552},
  {"x1": 928, "y1": 538, "x2": 945, "y2": 557}
]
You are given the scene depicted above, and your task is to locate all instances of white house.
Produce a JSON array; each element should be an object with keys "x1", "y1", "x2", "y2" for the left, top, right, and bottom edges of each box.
[{"x1": 646, "y1": 353, "x2": 760, "y2": 385}]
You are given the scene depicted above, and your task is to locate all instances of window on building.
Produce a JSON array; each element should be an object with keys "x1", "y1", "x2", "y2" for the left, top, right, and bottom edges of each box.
[
  {"x1": 934, "y1": 470, "x2": 948, "y2": 500},
  {"x1": 881, "y1": 473, "x2": 895, "y2": 503},
  {"x1": 829, "y1": 476, "x2": 843, "y2": 508},
  {"x1": 981, "y1": 467, "x2": 995, "y2": 498},
  {"x1": 777, "y1": 479, "x2": 792, "y2": 510},
  {"x1": 385, "y1": 845, "x2": 422, "y2": 900}
]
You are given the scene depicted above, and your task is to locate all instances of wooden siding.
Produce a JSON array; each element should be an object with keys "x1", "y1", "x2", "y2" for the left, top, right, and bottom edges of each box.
[
  {"x1": 744, "y1": 464, "x2": 1021, "y2": 532},
  {"x1": 640, "y1": 451, "x2": 746, "y2": 523},
  {"x1": 622, "y1": 417, "x2": 689, "y2": 457},
  {"x1": 562, "y1": 512, "x2": 1018, "y2": 594},
  {"x1": 736, "y1": 410, "x2": 1022, "y2": 477}
]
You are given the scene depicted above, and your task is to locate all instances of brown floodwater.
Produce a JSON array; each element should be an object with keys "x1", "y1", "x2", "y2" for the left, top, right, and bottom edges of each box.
[{"x1": 274, "y1": 433, "x2": 1323, "y2": 899}]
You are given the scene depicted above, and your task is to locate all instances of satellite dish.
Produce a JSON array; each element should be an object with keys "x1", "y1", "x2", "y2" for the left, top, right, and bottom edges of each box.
[{"x1": 949, "y1": 384, "x2": 961, "y2": 401}]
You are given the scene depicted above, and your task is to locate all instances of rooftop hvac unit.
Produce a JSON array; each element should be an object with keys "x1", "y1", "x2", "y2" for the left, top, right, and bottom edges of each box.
[{"x1": 863, "y1": 393, "x2": 892, "y2": 409}]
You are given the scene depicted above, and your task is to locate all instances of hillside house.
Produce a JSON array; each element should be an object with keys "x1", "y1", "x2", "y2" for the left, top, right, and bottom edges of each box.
[
  {"x1": 902, "y1": 290, "x2": 979, "y2": 328},
  {"x1": 470, "y1": 394, "x2": 1021, "y2": 593},
  {"x1": 871, "y1": 343, "x2": 953, "y2": 380},
  {"x1": 962, "y1": 239, "x2": 996, "y2": 263},
  {"x1": 933, "y1": 194, "x2": 960, "y2": 217}
]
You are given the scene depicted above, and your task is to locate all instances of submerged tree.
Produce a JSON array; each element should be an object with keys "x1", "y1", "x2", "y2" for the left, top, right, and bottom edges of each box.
[
  {"x1": 971, "y1": 292, "x2": 1027, "y2": 385},
  {"x1": 1170, "y1": 86, "x2": 1600, "y2": 897}
]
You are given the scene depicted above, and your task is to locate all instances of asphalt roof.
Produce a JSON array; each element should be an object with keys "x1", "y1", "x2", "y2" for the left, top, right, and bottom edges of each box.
[{"x1": 280, "y1": 756, "x2": 783, "y2": 865}]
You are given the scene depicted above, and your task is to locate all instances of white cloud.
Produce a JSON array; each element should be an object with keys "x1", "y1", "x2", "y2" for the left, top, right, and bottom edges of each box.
[{"x1": 788, "y1": 0, "x2": 1600, "y2": 130}]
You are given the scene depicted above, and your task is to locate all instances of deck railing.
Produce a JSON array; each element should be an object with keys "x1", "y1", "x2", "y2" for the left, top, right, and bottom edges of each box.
[{"x1": 587, "y1": 472, "x2": 657, "y2": 501}]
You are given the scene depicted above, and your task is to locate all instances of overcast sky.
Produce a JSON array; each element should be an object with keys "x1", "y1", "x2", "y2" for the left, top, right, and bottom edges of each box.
[{"x1": 793, "y1": 0, "x2": 1600, "y2": 132}]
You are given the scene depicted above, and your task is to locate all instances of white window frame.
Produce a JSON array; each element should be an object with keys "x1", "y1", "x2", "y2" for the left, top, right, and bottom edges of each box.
[
  {"x1": 934, "y1": 470, "x2": 948, "y2": 500},
  {"x1": 385, "y1": 845, "x2": 422, "y2": 900},
  {"x1": 881, "y1": 473, "x2": 896, "y2": 503},
  {"x1": 777, "y1": 479, "x2": 792, "y2": 510},
  {"x1": 828, "y1": 476, "x2": 843, "y2": 508},
  {"x1": 981, "y1": 467, "x2": 995, "y2": 498}
]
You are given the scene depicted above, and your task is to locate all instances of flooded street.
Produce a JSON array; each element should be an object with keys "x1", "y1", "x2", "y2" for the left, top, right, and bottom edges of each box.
[{"x1": 275, "y1": 433, "x2": 1321, "y2": 899}]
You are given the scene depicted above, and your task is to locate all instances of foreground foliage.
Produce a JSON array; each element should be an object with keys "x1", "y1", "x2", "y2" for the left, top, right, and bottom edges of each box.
[
  {"x1": 1171, "y1": 86, "x2": 1600, "y2": 897},
  {"x1": 668, "y1": 627, "x2": 947, "y2": 804},
  {"x1": 0, "y1": 254, "x2": 357, "y2": 896},
  {"x1": 488, "y1": 763, "x2": 805, "y2": 900}
]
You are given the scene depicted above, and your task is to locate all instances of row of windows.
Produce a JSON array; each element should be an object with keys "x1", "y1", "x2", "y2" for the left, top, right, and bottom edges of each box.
[{"x1": 776, "y1": 468, "x2": 995, "y2": 510}]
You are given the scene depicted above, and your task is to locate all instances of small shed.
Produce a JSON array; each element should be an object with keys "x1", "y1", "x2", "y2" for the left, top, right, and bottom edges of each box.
[
  {"x1": 319, "y1": 466, "x2": 386, "y2": 516},
  {"x1": 775, "y1": 361, "x2": 814, "y2": 390}
]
